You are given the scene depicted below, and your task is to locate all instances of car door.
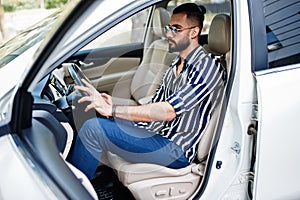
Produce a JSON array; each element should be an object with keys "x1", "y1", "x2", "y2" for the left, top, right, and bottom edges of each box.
[
  {"x1": 0, "y1": 1, "x2": 105, "y2": 199},
  {"x1": 252, "y1": 0, "x2": 300, "y2": 199},
  {"x1": 0, "y1": 1, "x2": 158, "y2": 199}
]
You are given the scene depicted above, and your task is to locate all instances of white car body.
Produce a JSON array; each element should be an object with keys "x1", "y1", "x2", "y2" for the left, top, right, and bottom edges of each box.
[{"x1": 0, "y1": 0, "x2": 299, "y2": 199}]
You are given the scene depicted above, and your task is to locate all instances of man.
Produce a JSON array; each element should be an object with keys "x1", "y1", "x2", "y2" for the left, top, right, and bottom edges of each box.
[{"x1": 69, "y1": 3, "x2": 226, "y2": 179}]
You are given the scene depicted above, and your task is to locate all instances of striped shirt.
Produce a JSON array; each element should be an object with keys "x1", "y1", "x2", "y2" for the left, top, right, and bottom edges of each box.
[{"x1": 138, "y1": 45, "x2": 226, "y2": 162}]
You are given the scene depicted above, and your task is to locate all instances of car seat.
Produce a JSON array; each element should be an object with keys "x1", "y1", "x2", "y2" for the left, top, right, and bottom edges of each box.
[
  {"x1": 105, "y1": 13, "x2": 231, "y2": 200},
  {"x1": 112, "y1": 7, "x2": 177, "y2": 105}
]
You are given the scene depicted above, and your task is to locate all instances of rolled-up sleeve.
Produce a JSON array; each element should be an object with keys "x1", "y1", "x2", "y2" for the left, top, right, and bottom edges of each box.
[{"x1": 167, "y1": 83, "x2": 209, "y2": 117}]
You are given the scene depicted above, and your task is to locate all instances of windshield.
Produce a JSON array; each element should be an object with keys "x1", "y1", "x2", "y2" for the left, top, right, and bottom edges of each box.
[
  {"x1": 0, "y1": 11, "x2": 61, "y2": 68},
  {"x1": 0, "y1": 2, "x2": 73, "y2": 126},
  {"x1": 0, "y1": 0, "x2": 138, "y2": 69}
]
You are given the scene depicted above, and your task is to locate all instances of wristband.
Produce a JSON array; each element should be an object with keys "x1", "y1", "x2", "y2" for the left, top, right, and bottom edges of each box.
[{"x1": 112, "y1": 104, "x2": 117, "y2": 118}]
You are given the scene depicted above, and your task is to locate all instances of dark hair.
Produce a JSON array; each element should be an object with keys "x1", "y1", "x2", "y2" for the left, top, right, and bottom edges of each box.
[{"x1": 173, "y1": 3, "x2": 206, "y2": 33}]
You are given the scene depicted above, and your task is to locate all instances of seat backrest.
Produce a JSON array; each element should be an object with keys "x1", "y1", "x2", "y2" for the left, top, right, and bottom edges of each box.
[
  {"x1": 203, "y1": 14, "x2": 231, "y2": 56},
  {"x1": 197, "y1": 14, "x2": 231, "y2": 162},
  {"x1": 130, "y1": 8, "x2": 177, "y2": 104}
]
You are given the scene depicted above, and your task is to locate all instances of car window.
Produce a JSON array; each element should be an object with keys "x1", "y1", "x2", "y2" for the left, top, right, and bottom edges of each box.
[
  {"x1": 84, "y1": 8, "x2": 150, "y2": 49},
  {"x1": 263, "y1": 0, "x2": 300, "y2": 68}
]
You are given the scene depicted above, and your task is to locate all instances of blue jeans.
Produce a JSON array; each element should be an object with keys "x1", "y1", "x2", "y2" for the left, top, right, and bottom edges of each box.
[{"x1": 68, "y1": 117, "x2": 189, "y2": 179}]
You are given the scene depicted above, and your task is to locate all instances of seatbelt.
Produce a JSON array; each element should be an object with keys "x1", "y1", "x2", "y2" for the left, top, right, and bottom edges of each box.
[{"x1": 191, "y1": 163, "x2": 205, "y2": 176}]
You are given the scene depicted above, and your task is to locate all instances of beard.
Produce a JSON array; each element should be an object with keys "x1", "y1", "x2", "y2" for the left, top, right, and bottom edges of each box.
[{"x1": 168, "y1": 37, "x2": 190, "y2": 53}]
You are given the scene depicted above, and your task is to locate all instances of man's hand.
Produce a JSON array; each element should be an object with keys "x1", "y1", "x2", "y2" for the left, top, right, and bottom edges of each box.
[
  {"x1": 75, "y1": 79, "x2": 112, "y2": 118},
  {"x1": 75, "y1": 79, "x2": 176, "y2": 122}
]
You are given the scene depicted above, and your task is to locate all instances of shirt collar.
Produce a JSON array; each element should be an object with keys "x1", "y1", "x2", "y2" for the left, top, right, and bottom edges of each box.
[{"x1": 170, "y1": 45, "x2": 205, "y2": 72}]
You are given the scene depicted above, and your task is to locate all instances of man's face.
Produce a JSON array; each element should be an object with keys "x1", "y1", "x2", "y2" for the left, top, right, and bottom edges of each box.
[{"x1": 165, "y1": 13, "x2": 193, "y2": 53}]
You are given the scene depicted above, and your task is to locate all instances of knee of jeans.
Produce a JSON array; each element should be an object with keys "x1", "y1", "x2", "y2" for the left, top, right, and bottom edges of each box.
[{"x1": 78, "y1": 118, "x2": 102, "y2": 143}]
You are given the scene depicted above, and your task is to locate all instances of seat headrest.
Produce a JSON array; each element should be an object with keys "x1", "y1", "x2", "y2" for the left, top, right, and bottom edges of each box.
[
  {"x1": 153, "y1": 8, "x2": 170, "y2": 38},
  {"x1": 205, "y1": 14, "x2": 231, "y2": 56}
]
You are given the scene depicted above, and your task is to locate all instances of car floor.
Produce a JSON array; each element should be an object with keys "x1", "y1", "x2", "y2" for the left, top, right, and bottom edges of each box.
[{"x1": 91, "y1": 166, "x2": 135, "y2": 200}]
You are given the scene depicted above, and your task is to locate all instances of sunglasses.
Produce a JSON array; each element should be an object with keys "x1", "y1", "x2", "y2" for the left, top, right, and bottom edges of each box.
[{"x1": 164, "y1": 25, "x2": 196, "y2": 35}]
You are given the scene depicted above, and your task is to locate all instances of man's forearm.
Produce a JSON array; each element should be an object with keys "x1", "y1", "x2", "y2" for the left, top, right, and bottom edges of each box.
[{"x1": 113, "y1": 102, "x2": 176, "y2": 122}]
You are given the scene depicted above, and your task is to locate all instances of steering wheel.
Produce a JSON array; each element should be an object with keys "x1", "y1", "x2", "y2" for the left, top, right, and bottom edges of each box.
[{"x1": 67, "y1": 63, "x2": 92, "y2": 96}]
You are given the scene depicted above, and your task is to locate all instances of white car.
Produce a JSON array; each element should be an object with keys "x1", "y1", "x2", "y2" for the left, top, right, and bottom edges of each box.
[{"x1": 0, "y1": 0, "x2": 299, "y2": 199}]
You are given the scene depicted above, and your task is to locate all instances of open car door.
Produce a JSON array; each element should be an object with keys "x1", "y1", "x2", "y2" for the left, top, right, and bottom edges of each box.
[
  {"x1": 254, "y1": 66, "x2": 300, "y2": 199},
  {"x1": 252, "y1": 0, "x2": 300, "y2": 198}
]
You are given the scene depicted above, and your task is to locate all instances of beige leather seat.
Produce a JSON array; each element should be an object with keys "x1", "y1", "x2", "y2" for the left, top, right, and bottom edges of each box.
[
  {"x1": 106, "y1": 13, "x2": 231, "y2": 200},
  {"x1": 112, "y1": 8, "x2": 177, "y2": 105}
]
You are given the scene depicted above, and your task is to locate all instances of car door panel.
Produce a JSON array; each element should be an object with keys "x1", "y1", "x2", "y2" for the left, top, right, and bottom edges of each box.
[
  {"x1": 0, "y1": 134, "x2": 65, "y2": 200},
  {"x1": 254, "y1": 65, "x2": 300, "y2": 199},
  {"x1": 71, "y1": 43, "x2": 143, "y2": 67},
  {"x1": 21, "y1": 118, "x2": 94, "y2": 200},
  {"x1": 83, "y1": 57, "x2": 139, "y2": 93},
  {"x1": 67, "y1": 43, "x2": 143, "y2": 95}
]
